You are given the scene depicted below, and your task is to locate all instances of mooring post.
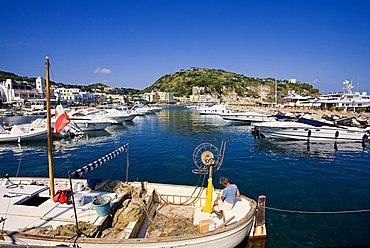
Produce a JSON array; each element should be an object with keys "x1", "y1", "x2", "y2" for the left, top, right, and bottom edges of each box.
[
  {"x1": 255, "y1": 195, "x2": 266, "y2": 227},
  {"x1": 248, "y1": 195, "x2": 267, "y2": 248}
]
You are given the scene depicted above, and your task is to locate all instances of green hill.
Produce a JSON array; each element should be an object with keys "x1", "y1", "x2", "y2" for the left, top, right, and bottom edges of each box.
[
  {"x1": 0, "y1": 70, "x2": 37, "y2": 84},
  {"x1": 145, "y1": 68, "x2": 320, "y2": 103}
]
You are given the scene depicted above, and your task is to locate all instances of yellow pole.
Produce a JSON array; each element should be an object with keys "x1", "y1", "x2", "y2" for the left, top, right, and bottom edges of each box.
[
  {"x1": 45, "y1": 56, "x2": 55, "y2": 199},
  {"x1": 203, "y1": 166, "x2": 213, "y2": 213}
]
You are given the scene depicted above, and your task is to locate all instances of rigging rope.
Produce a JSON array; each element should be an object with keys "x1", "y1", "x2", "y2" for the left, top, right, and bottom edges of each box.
[
  {"x1": 16, "y1": 144, "x2": 22, "y2": 177},
  {"x1": 158, "y1": 173, "x2": 207, "y2": 206},
  {"x1": 265, "y1": 206, "x2": 370, "y2": 214}
]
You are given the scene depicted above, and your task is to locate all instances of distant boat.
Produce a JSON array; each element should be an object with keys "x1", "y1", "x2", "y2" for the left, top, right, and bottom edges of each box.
[
  {"x1": 219, "y1": 111, "x2": 276, "y2": 123},
  {"x1": 0, "y1": 109, "x2": 15, "y2": 117},
  {"x1": 67, "y1": 111, "x2": 112, "y2": 131},
  {"x1": 197, "y1": 104, "x2": 231, "y2": 115},
  {"x1": 317, "y1": 80, "x2": 370, "y2": 111},
  {"x1": 82, "y1": 108, "x2": 136, "y2": 123}
]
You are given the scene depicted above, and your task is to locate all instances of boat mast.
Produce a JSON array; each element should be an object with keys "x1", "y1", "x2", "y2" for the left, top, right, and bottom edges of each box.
[
  {"x1": 45, "y1": 56, "x2": 55, "y2": 199},
  {"x1": 274, "y1": 80, "x2": 277, "y2": 107}
]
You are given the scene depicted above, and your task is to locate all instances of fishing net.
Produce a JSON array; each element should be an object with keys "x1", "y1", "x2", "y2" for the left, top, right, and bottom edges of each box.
[
  {"x1": 95, "y1": 180, "x2": 142, "y2": 198},
  {"x1": 146, "y1": 205, "x2": 199, "y2": 238},
  {"x1": 20, "y1": 221, "x2": 97, "y2": 238},
  {"x1": 101, "y1": 198, "x2": 147, "y2": 239}
]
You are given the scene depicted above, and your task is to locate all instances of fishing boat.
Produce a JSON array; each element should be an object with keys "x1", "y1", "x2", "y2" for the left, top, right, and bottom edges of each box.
[
  {"x1": 0, "y1": 173, "x2": 256, "y2": 248},
  {"x1": 0, "y1": 57, "x2": 259, "y2": 247},
  {"x1": 253, "y1": 118, "x2": 370, "y2": 143},
  {"x1": 0, "y1": 118, "x2": 47, "y2": 143}
]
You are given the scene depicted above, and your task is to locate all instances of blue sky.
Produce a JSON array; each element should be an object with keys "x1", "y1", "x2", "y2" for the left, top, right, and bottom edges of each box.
[{"x1": 1, "y1": 0, "x2": 370, "y2": 93}]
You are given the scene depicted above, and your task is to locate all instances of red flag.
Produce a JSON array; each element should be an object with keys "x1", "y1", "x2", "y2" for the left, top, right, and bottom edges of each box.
[{"x1": 55, "y1": 102, "x2": 70, "y2": 135}]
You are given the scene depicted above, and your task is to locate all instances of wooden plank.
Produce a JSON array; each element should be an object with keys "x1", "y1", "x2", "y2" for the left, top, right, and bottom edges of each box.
[{"x1": 214, "y1": 216, "x2": 235, "y2": 231}]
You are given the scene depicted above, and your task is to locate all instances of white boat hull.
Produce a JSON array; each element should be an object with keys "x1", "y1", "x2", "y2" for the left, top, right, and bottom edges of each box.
[
  {"x1": 11, "y1": 218, "x2": 253, "y2": 248},
  {"x1": 72, "y1": 120, "x2": 111, "y2": 131},
  {"x1": 254, "y1": 122, "x2": 369, "y2": 142},
  {"x1": 0, "y1": 129, "x2": 47, "y2": 143},
  {"x1": 220, "y1": 113, "x2": 275, "y2": 123}
]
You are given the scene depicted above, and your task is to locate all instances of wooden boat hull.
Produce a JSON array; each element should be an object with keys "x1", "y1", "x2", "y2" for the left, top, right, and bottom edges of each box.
[{"x1": 8, "y1": 218, "x2": 253, "y2": 247}]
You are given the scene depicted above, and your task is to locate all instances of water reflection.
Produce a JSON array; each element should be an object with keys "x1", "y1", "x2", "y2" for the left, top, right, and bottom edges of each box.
[{"x1": 254, "y1": 139, "x2": 368, "y2": 158}]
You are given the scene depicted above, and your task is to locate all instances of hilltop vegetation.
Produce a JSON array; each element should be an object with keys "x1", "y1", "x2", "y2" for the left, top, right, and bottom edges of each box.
[
  {"x1": 145, "y1": 68, "x2": 320, "y2": 103},
  {"x1": 0, "y1": 71, "x2": 37, "y2": 84}
]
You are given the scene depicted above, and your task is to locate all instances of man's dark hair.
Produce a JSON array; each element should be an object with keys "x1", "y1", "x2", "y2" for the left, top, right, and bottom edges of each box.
[{"x1": 219, "y1": 176, "x2": 229, "y2": 185}]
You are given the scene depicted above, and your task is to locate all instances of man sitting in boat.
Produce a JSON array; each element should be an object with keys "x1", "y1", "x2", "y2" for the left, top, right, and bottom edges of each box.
[{"x1": 212, "y1": 176, "x2": 240, "y2": 216}]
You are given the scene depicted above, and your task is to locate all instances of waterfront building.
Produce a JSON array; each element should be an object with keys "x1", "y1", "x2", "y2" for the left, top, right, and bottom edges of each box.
[
  {"x1": 143, "y1": 91, "x2": 174, "y2": 103},
  {"x1": 54, "y1": 87, "x2": 81, "y2": 102},
  {"x1": 189, "y1": 86, "x2": 218, "y2": 105},
  {"x1": 0, "y1": 78, "x2": 53, "y2": 109}
]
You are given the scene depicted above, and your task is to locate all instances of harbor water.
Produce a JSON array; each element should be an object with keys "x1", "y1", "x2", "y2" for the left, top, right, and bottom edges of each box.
[{"x1": 1, "y1": 106, "x2": 369, "y2": 247}]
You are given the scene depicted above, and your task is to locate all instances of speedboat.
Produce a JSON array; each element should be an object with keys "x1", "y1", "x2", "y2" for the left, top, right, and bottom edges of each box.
[
  {"x1": 219, "y1": 111, "x2": 276, "y2": 123},
  {"x1": 0, "y1": 119, "x2": 47, "y2": 143},
  {"x1": 253, "y1": 118, "x2": 370, "y2": 143},
  {"x1": 67, "y1": 111, "x2": 112, "y2": 131},
  {"x1": 197, "y1": 104, "x2": 231, "y2": 115},
  {"x1": 84, "y1": 109, "x2": 136, "y2": 124}
]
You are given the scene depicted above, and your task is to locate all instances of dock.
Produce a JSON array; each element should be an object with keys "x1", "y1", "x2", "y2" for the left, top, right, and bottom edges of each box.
[{"x1": 248, "y1": 195, "x2": 267, "y2": 248}]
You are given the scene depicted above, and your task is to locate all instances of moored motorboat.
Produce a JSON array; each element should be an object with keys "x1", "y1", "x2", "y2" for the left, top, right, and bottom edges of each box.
[
  {"x1": 253, "y1": 118, "x2": 370, "y2": 143},
  {"x1": 197, "y1": 104, "x2": 231, "y2": 115},
  {"x1": 219, "y1": 111, "x2": 276, "y2": 123},
  {"x1": 0, "y1": 118, "x2": 47, "y2": 143}
]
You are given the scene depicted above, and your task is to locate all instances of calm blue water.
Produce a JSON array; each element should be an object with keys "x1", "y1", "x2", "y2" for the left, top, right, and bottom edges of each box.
[{"x1": 1, "y1": 107, "x2": 370, "y2": 248}]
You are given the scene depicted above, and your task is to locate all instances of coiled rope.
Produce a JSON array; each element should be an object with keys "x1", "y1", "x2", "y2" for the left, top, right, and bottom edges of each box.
[{"x1": 265, "y1": 206, "x2": 370, "y2": 214}]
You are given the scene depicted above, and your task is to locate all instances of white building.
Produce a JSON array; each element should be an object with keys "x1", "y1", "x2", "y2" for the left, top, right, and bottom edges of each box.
[
  {"x1": 0, "y1": 77, "x2": 54, "y2": 109},
  {"x1": 35, "y1": 76, "x2": 46, "y2": 95},
  {"x1": 0, "y1": 79, "x2": 42, "y2": 103},
  {"x1": 189, "y1": 86, "x2": 217, "y2": 104},
  {"x1": 143, "y1": 91, "x2": 174, "y2": 103},
  {"x1": 54, "y1": 87, "x2": 81, "y2": 102}
]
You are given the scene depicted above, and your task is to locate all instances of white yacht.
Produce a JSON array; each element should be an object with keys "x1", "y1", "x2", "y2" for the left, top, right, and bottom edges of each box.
[
  {"x1": 67, "y1": 111, "x2": 112, "y2": 131},
  {"x1": 253, "y1": 118, "x2": 370, "y2": 143},
  {"x1": 197, "y1": 104, "x2": 231, "y2": 115},
  {"x1": 83, "y1": 109, "x2": 136, "y2": 124},
  {"x1": 317, "y1": 80, "x2": 370, "y2": 111},
  {"x1": 219, "y1": 110, "x2": 276, "y2": 123}
]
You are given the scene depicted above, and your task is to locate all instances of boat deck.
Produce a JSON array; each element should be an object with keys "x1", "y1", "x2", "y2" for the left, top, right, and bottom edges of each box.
[{"x1": 0, "y1": 178, "x2": 118, "y2": 232}]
